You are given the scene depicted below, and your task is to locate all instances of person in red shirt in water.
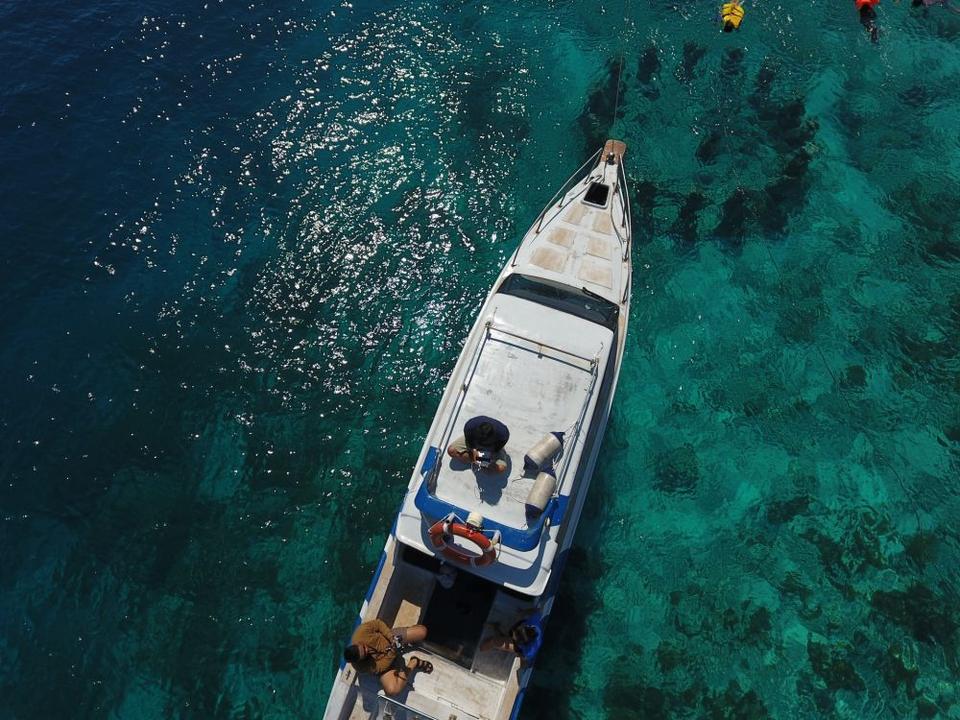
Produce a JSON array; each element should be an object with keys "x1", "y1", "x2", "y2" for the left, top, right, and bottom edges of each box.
[{"x1": 855, "y1": 0, "x2": 881, "y2": 42}]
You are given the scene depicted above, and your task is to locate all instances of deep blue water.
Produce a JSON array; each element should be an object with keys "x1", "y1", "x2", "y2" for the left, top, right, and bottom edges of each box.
[{"x1": 2, "y1": 0, "x2": 960, "y2": 717}]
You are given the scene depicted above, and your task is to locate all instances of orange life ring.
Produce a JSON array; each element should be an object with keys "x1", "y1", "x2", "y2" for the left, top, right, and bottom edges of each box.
[{"x1": 428, "y1": 517, "x2": 499, "y2": 567}]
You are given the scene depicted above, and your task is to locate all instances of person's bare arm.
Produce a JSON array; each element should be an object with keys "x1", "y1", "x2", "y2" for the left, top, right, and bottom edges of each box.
[{"x1": 447, "y1": 446, "x2": 478, "y2": 463}]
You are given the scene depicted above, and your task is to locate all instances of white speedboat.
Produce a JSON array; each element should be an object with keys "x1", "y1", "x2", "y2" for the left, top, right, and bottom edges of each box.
[{"x1": 324, "y1": 139, "x2": 632, "y2": 720}]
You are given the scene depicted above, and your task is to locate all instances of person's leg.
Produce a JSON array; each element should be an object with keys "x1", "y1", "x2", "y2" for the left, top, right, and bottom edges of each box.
[
  {"x1": 394, "y1": 624, "x2": 428, "y2": 644},
  {"x1": 446, "y1": 436, "x2": 472, "y2": 463},
  {"x1": 480, "y1": 633, "x2": 515, "y2": 653},
  {"x1": 489, "y1": 448, "x2": 508, "y2": 474},
  {"x1": 380, "y1": 657, "x2": 417, "y2": 696}
]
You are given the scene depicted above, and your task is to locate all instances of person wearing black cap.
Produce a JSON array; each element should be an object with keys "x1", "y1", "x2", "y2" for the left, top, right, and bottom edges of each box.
[{"x1": 447, "y1": 415, "x2": 510, "y2": 473}]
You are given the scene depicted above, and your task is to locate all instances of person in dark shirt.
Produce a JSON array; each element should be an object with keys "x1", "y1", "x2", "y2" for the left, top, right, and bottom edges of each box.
[
  {"x1": 479, "y1": 610, "x2": 544, "y2": 666},
  {"x1": 446, "y1": 415, "x2": 510, "y2": 473}
]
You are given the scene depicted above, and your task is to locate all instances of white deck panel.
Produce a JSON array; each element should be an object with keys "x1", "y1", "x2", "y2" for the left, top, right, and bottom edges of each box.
[
  {"x1": 341, "y1": 657, "x2": 501, "y2": 720},
  {"x1": 433, "y1": 330, "x2": 598, "y2": 530},
  {"x1": 407, "y1": 653, "x2": 505, "y2": 719}
]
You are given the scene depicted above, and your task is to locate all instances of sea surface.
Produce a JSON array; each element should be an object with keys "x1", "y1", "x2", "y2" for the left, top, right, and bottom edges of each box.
[{"x1": 2, "y1": 0, "x2": 960, "y2": 717}]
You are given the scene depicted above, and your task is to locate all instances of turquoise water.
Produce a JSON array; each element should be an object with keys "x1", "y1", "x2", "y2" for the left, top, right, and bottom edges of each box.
[{"x1": 1, "y1": 0, "x2": 959, "y2": 717}]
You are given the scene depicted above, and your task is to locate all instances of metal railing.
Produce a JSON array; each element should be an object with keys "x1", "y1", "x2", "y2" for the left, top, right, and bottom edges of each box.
[
  {"x1": 549, "y1": 348, "x2": 602, "y2": 494},
  {"x1": 534, "y1": 148, "x2": 602, "y2": 234},
  {"x1": 511, "y1": 148, "x2": 602, "y2": 268},
  {"x1": 377, "y1": 694, "x2": 441, "y2": 720},
  {"x1": 487, "y1": 322, "x2": 600, "y2": 369},
  {"x1": 431, "y1": 320, "x2": 497, "y2": 479},
  {"x1": 513, "y1": 144, "x2": 633, "y2": 268},
  {"x1": 614, "y1": 156, "x2": 632, "y2": 261}
]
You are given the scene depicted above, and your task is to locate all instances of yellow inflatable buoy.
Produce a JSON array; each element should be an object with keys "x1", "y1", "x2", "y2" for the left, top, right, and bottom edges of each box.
[{"x1": 721, "y1": 1, "x2": 745, "y2": 30}]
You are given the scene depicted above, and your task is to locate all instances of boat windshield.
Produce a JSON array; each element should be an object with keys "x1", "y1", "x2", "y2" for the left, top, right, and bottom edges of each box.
[{"x1": 496, "y1": 274, "x2": 619, "y2": 330}]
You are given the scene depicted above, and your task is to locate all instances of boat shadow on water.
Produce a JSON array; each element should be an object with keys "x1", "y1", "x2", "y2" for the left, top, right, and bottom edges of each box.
[
  {"x1": 578, "y1": 57, "x2": 627, "y2": 158},
  {"x1": 576, "y1": 44, "x2": 823, "y2": 250},
  {"x1": 520, "y1": 545, "x2": 608, "y2": 720}
]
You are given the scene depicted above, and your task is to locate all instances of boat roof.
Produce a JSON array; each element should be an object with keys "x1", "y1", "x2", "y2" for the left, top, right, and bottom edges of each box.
[
  {"x1": 395, "y1": 293, "x2": 613, "y2": 595},
  {"x1": 419, "y1": 316, "x2": 599, "y2": 538}
]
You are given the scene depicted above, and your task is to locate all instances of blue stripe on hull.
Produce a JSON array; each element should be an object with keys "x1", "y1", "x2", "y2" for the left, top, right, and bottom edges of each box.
[
  {"x1": 506, "y1": 539, "x2": 575, "y2": 713},
  {"x1": 338, "y1": 542, "x2": 390, "y2": 671},
  {"x1": 415, "y1": 475, "x2": 567, "y2": 552},
  {"x1": 509, "y1": 688, "x2": 527, "y2": 720}
]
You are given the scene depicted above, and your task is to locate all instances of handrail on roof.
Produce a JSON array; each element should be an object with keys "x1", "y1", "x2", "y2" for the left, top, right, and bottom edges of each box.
[
  {"x1": 417, "y1": 331, "x2": 605, "y2": 547},
  {"x1": 377, "y1": 693, "x2": 441, "y2": 720},
  {"x1": 486, "y1": 321, "x2": 601, "y2": 369},
  {"x1": 433, "y1": 320, "x2": 495, "y2": 466},
  {"x1": 428, "y1": 318, "x2": 601, "y2": 488}
]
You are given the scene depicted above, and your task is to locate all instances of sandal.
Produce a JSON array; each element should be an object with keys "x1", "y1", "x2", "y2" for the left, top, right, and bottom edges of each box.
[{"x1": 412, "y1": 657, "x2": 434, "y2": 674}]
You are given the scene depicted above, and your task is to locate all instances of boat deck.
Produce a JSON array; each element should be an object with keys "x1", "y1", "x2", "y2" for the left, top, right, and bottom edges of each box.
[
  {"x1": 432, "y1": 323, "x2": 600, "y2": 532},
  {"x1": 343, "y1": 655, "x2": 504, "y2": 720},
  {"x1": 397, "y1": 294, "x2": 615, "y2": 593},
  {"x1": 336, "y1": 543, "x2": 530, "y2": 720},
  {"x1": 512, "y1": 147, "x2": 630, "y2": 307}
]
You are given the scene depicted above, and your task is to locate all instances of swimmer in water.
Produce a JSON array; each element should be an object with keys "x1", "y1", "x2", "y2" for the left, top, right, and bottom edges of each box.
[{"x1": 855, "y1": 0, "x2": 881, "y2": 43}]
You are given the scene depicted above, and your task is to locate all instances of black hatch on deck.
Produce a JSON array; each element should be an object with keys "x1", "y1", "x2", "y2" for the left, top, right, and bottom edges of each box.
[
  {"x1": 584, "y1": 181, "x2": 610, "y2": 207},
  {"x1": 421, "y1": 570, "x2": 498, "y2": 669}
]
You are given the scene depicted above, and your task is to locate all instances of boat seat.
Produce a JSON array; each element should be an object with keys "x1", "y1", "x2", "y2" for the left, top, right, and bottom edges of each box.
[
  {"x1": 586, "y1": 236, "x2": 612, "y2": 259},
  {"x1": 593, "y1": 211, "x2": 614, "y2": 234},
  {"x1": 565, "y1": 202, "x2": 589, "y2": 225},
  {"x1": 579, "y1": 258, "x2": 613, "y2": 289},
  {"x1": 530, "y1": 246, "x2": 568, "y2": 273},
  {"x1": 545, "y1": 227, "x2": 574, "y2": 248},
  {"x1": 394, "y1": 599, "x2": 423, "y2": 628}
]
